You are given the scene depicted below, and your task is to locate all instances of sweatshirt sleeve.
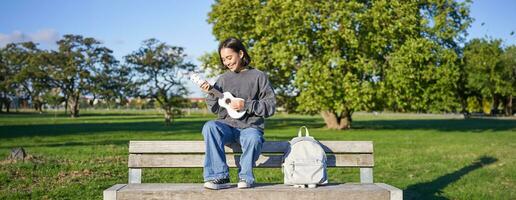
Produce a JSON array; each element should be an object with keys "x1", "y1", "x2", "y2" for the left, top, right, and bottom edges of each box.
[
  {"x1": 244, "y1": 73, "x2": 276, "y2": 118},
  {"x1": 205, "y1": 78, "x2": 228, "y2": 119}
]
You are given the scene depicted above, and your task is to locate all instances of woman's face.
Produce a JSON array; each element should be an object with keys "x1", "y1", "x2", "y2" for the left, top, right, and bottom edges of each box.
[{"x1": 220, "y1": 47, "x2": 244, "y2": 72}]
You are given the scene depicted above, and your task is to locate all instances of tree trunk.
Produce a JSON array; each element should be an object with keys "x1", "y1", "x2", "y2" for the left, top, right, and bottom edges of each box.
[
  {"x1": 507, "y1": 95, "x2": 513, "y2": 116},
  {"x1": 69, "y1": 95, "x2": 80, "y2": 118},
  {"x1": 340, "y1": 112, "x2": 352, "y2": 129},
  {"x1": 33, "y1": 99, "x2": 43, "y2": 114},
  {"x1": 64, "y1": 95, "x2": 69, "y2": 115},
  {"x1": 4, "y1": 99, "x2": 10, "y2": 113},
  {"x1": 320, "y1": 110, "x2": 352, "y2": 130},
  {"x1": 164, "y1": 108, "x2": 173, "y2": 126},
  {"x1": 38, "y1": 102, "x2": 43, "y2": 114},
  {"x1": 492, "y1": 95, "x2": 500, "y2": 116}
]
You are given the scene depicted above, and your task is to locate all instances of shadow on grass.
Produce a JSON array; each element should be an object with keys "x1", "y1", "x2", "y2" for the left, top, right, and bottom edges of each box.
[
  {"x1": 0, "y1": 120, "x2": 207, "y2": 139},
  {"x1": 269, "y1": 117, "x2": 516, "y2": 132},
  {"x1": 403, "y1": 156, "x2": 498, "y2": 200},
  {"x1": 11, "y1": 140, "x2": 132, "y2": 148},
  {"x1": 0, "y1": 117, "x2": 324, "y2": 139},
  {"x1": 0, "y1": 114, "x2": 514, "y2": 139},
  {"x1": 0, "y1": 112, "x2": 156, "y2": 118},
  {"x1": 352, "y1": 119, "x2": 515, "y2": 132},
  {"x1": 267, "y1": 117, "x2": 326, "y2": 129}
]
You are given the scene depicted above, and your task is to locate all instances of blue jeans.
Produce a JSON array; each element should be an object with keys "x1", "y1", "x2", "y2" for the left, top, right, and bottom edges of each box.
[{"x1": 202, "y1": 120, "x2": 264, "y2": 184}]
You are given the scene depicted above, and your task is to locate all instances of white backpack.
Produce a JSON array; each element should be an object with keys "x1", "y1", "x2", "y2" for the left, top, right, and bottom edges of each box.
[{"x1": 282, "y1": 126, "x2": 328, "y2": 188}]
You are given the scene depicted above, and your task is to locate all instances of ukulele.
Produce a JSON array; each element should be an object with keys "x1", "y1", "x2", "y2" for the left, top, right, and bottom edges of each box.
[{"x1": 189, "y1": 73, "x2": 246, "y2": 119}]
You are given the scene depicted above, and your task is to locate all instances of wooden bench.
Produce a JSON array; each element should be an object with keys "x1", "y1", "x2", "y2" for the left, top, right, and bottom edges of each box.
[{"x1": 104, "y1": 141, "x2": 402, "y2": 200}]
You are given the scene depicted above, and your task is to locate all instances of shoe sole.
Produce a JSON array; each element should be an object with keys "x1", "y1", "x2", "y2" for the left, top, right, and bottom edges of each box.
[
  {"x1": 237, "y1": 182, "x2": 252, "y2": 189},
  {"x1": 204, "y1": 183, "x2": 231, "y2": 190}
]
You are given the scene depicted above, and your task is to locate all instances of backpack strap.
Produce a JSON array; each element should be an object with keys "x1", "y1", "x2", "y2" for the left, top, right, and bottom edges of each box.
[{"x1": 297, "y1": 126, "x2": 310, "y2": 137}]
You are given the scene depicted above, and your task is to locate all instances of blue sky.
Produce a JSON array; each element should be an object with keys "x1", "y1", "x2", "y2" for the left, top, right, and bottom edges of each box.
[
  {"x1": 0, "y1": 0, "x2": 217, "y2": 63},
  {"x1": 1, "y1": 0, "x2": 515, "y2": 97}
]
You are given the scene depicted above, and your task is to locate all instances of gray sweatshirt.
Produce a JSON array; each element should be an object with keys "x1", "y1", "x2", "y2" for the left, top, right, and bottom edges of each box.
[{"x1": 206, "y1": 67, "x2": 276, "y2": 130}]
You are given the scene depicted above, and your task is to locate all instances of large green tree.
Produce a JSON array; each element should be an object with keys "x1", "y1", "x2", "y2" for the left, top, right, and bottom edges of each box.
[
  {"x1": 11, "y1": 42, "x2": 52, "y2": 113},
  {"x1": 203, "y1": 0, "x2": 471, "y2": 129},
  {"x1": 464, "y1": 38, "x2": 516, "y2": 115},
  {"x1": 0, "y1": 44, "x2": 21, "y2": 113},
  {"x1": 85, "y1": 47, "x2": 133, "y2": 109},
  {"x1": 1, "y1": 42, "x2": 55, "y2": 113},
  {"x1": 385, "y1": 38, "x2": 461, "y2": 113},
  {"x1": 125, "y1": 38, "x2": 194, "y2": 125},
  {"x1": 464, "y1": 38, "x2": 514, "y2": 115},
  {"x1": 500, "y1": 45, "x2": 516, "y2": 115},
  {"x1": 90, "y1": 63, "x2": 135, "y2": 109},
  {"x1": 48, "y1": 34, "x2": 117, "y2": 117}
]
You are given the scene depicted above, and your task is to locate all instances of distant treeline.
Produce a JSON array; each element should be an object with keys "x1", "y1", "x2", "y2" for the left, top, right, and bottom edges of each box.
[{"x1": 0, "y1": 36, "x2": 194, "y2": 125}]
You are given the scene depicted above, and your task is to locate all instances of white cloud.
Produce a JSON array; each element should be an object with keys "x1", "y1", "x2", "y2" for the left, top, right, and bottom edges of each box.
[
  {"x1": 0, "y1": 31, "x2": 29, "y2": 44},
  {"x1": 0, "y1": 29, "x2": 60, "y2": 49}
]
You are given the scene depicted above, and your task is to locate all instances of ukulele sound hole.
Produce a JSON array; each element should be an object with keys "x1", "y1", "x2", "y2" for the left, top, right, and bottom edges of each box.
[{"x1": 225, "y1": 99, "x2": 231, "y2": 104}]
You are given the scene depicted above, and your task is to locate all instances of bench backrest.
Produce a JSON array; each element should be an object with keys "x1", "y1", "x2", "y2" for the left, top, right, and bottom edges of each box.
[{"x1": 127, "y1": 141, "x2": 374, "y2": 184}]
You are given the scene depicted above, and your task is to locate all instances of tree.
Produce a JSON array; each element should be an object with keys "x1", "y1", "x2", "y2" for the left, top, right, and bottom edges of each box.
[
  {"x1": 91, "y1": 64, "x2": 135, "y2": 109},
  {"x1": 0, "y1": 45, "x2": 14, "y2": 112},
  {"x1": 125, "y1": 38, "x2": 195, "y2": 125},
  {"x1": 204, "y1": 0, "x2": 471, "y2": 129},
  {"x1": 463, "y1": 38, "x2": 511, "y2": 115},
  {"x1": 11, "y1": 42, "x2": 52, "y2": 113},
  {"x1": 500, "y1": 45, "x2": 516, "y2": 115},
  {"x1": 48, "y1": 34, "x2": 117, "y2": 117},
  {"x1": 87, "y1": 48, "x2": 134, "y2": 109},
  {"x1": 385, "y1": 38, "x2": 461, "y2": 113},
  {"x1": 0, "y1": 43, "x2": 27, "y2": 113}
]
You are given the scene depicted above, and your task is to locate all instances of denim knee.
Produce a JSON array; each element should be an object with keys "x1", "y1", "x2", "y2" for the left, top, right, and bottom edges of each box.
[
  {"x1": 202, "y1": 120, "x2": 219, "y2": 136},
  {"x1": 241, "y1": 132, "x2": 263, "y2": 146}
]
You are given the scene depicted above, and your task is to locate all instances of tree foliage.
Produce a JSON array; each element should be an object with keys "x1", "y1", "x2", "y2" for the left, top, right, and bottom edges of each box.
[
  {"x1": 47, "y1": 34, "x2": 118, "y2": 117},
  {"x1": 501, "y1": 45, "x2": 516, "y2": 115},
  {"x1": 464, "y1": 39, "x2": 504, "y2": 99},
  {"x1": 125, "y1": 38, "x2": 195, "y2": 125},
  {"x1": 463, "y1": 39, "x2": 515, "y2": 115},
  {"x1": 385, "y1": 38, "x2": 461, "y2": 113},
  {"x1": 204, "y1": 0, "x2": 472, "y2": 129},
  {"x1": 0, "y1": 35, "x2": 194, "y2": 119},
  {"x1": 0, "y1": 44, "x2": 21, "y2": 112},
  {"x1": 11, "y1": 42, "x2": 51, "y2": 113}
]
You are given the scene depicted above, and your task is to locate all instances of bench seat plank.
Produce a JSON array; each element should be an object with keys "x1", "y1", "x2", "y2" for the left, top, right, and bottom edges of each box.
[
  {"x1": 115, "y1": 183, "x2": 397, "y2": 200},
  {"x1": 129, "y1": 141, "x2": 373, "y2": 154},
  {"x1": 128, "y1": 153, "x2": 374, "y2": 168}
]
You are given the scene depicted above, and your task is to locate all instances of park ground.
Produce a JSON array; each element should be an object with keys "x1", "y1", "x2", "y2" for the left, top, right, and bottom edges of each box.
[{"x1": 0, "y1": 110, "x2": 514, "y2": 199}]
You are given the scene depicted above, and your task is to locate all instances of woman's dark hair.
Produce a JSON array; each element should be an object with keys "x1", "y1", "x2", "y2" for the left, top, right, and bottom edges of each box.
[{"x1": 218, "y1": 37, "x2": 251, "y2": 68}]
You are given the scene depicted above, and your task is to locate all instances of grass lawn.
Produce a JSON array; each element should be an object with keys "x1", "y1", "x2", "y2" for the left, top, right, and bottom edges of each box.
[{"x1": 0, "y1": 110, "x2": 515, "y2": 199}]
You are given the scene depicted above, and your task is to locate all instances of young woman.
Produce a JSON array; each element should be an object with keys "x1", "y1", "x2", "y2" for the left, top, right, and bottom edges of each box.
[{"x1": 199, "y1": 37, "x2": 276, "y2": 190}]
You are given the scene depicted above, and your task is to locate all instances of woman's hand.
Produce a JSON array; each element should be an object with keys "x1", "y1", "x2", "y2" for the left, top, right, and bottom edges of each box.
[
  {"x1": 200, "y1": 81, "x2": 211, "y2": 92},
  {"x1": 230, "y1": 99, "x2": 245, "y2": 111}
]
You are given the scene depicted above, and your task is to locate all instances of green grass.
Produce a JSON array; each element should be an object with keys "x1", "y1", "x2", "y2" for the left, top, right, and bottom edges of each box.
[{"x1": 0, "y1": 110, "x2": 515, "y2": 199}]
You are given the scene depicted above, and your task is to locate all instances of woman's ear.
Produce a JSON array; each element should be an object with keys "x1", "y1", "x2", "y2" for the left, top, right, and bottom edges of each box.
[{"x1": 239, "y1": 50, "x2": 244, "y2": 59}]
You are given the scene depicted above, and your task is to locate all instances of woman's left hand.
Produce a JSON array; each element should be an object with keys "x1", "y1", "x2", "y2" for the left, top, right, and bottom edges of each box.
[{"x1": 230, "y1": 99, "x2": 245, "y2": 111}]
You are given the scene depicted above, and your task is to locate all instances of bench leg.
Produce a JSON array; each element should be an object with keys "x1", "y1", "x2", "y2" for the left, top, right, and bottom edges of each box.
[
  {"x1": 103, "y1": 184, "x2": 127, "y2": 200},
  {"x1": 360, "y1": 168, "x2": 373, "y2": 183},
  {"x1": 129, "y1": 168, "x2": 142, "y2": 184}
]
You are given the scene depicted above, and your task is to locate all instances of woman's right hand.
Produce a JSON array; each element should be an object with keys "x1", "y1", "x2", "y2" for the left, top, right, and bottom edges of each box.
[{"x1": 200, "y1": 81, "x2": 211, "y2": 92}]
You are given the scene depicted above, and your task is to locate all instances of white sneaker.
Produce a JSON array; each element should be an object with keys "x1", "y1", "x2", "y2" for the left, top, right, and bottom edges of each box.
[{"x1": 237, "y1": 179, "x2": 252, "y2": 189}]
